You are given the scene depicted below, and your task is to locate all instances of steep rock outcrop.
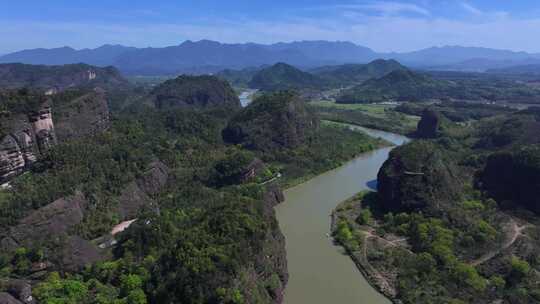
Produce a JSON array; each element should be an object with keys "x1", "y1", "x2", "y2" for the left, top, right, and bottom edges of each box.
[
  {"x1": 481, "y1": 145, "x2": 540, "y2": 214},
  {"x1": 0, "y1": 192, "x2": 103, "y2": 271},
  {"x1": 240, "y1": 183, "x2": 287, "y2": 304},
  {"x1": 6, "y1": 192, "x2": 87, "y2": 246},
  {"x1": 377, "y1": 140, "x2": 462, "y2": 214},
  {"x1": 416, "y1": 108, "x2": 442, "y2": 138},
  {"x1": 0, "y1": 89, "x2": 111, "y2": 183},
  {"x1": 118, "y1": 161, "x2": 169, "y2": 219},
  {"x1": 222, "y1": 91, "x2": 319, "y2": 151},
  {"x1": 0, "y1": 292, "x2": 22, "y2": 304},
  {"x1": 150, "y1": 75, "x2": 240, "y2": 110},
  {"x1": 53, "y1": 90, "x2": 110, "y2": 141},
  {"x1": 3, "y1": 280, "x2": 34, "y2": 304}
]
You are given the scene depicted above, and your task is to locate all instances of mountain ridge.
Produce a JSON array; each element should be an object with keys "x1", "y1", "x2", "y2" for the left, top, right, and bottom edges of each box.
[{"x1": 2, "y1": 40, "x2": 540, "y2": 75}]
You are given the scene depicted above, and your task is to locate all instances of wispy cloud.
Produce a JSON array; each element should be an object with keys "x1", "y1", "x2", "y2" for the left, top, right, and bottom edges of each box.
[
  {"x1": 460, "y1": 2, "x2": 509, "y2": 19},
  {"x1": 0, "y1": 1, "x2": 538, "y2": 54},
  {"x1": 461, "y1": 2, "x2": 483, "y2": 15},
  {"x1": 335, "y1": 1, "x2": 431, "y2": 17}
]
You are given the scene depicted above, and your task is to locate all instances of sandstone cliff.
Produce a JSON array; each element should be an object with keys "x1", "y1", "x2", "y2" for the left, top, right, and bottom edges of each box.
[
  {"x1": 0, "y1": 161, "x2": 169, "y2": 273},
  {"x1": 0, "y1": 89, "x2": 111, "y2": 183},
  {"x1": 238, "y1": 183, "x2": 287, "y2": 304}
]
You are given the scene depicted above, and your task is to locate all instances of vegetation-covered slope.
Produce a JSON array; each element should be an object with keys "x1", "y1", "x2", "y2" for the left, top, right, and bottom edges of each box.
[
  {"x1": 223, "y1": 91, "x2": 319, "y2": 151},
  {"x1": 0, "y1": 76, "x2": 386, "y2": 303},
  {"x1": 248, "y1": 63, "x2": 325, "y2": 92},
  {"x1": 150, "y1": 75, "x2": 241, "y2": 109},
  {"x1": 338, "y1": 68, "x2": 540, "y2": 104},
  {"x1": 336, "y1": 69, "x2": 450, "y2": 103},
  {"x1": 0, "y1": 63, "x2": 127, "y2": 91},
  {"x1": 312, "y1": 59, "x2": 406, "y2": 85}
]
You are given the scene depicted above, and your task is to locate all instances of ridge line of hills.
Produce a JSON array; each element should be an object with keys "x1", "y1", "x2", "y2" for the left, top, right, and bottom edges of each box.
[{"x1": 3, "y1": 40, "x2": 540, "y2": 75}]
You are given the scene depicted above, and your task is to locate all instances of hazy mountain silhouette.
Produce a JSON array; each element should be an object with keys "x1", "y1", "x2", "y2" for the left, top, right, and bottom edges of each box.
[{"x1": 2, "y1": 40, "x2": 540, "y2": 75}]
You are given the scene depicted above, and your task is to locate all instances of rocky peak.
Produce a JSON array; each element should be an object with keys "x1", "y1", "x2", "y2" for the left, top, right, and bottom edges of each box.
[
  {"x1": 377, "y1": 141, "x2": 463, "y2": 215},
  {"x1": 416, "y1": 108, "x2": 442, "y2": 138},
  {"x1": 222, "y1": 91, "x2": 319, "y2": 151}
]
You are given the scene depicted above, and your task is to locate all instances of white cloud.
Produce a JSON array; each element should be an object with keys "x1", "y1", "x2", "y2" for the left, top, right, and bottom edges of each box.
[
  {"x1": 460, "y1": 2, "x2": 509, "y2": 19},
  {"x1": 461, "y1": 2, "x2": 483, "y2": 15}
]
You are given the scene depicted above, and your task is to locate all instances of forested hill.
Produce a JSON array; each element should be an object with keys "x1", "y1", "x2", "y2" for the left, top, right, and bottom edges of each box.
[
  {"x1": 337, "y1": 68, "x2": 540, "y2": 104},
  {"x1": 312, "y1": 59, "x2": 407, "y2": 85},
  {"x1": 248, "y1": 63, "x2": 326, "y2": 91},
  {"x1": 149, "y1": 75, "x2": 241, "y2": 109},
  {"x1": 0, "y1": 63, "x2": 127, "y2": 92},
  {"x1": 337, "y1": 69, "x2": 449, "y2": 103}
]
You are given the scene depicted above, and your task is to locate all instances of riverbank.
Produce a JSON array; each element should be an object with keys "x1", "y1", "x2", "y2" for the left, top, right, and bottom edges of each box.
[
  {"x1": 310, "y1": 101, "x2": 420, "y2": 135},
  {"x1": 274, "y1": 122, "x2": 392, "y2": 189},
  {"x1": 331, "y1": 193, "x2": 409, "y2": 304},
  {"x1": 275, "y1": 126, "x2": 408, "y2": 304}
]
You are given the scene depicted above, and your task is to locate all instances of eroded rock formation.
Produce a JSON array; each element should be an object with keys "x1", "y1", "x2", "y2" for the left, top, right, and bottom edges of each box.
[
  {"x1": 416, "y1": 108, "x2": 442, "y2": 138},
  {"x1": 53, "y1": 90, "x2": 110, "y2": 141},
  {"x1": 0, "y1": 102, "x2": 56, "y2": 183},
  {"x1": 118, "y1": 161, "x2": 169, "y2": 219},
  {"x1": 240, "y1": 183, "x2": 287, "y2": 303},
  {"x1": 377, "y1": 140, "x2": 463, "y2": 215},
  {"x1": 0, "y1": 90, "x2": 111, "y2": 183}
]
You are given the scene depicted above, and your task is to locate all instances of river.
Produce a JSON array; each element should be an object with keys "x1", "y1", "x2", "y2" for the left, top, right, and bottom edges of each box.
[{"x1": 275, "y1": 126, "x2": 409, "y2": 304}]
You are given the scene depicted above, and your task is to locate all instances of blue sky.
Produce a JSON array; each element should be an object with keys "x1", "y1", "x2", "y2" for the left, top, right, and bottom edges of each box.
[{"x1": 1, "y1": 1, "x2": 540, "y2": 54}]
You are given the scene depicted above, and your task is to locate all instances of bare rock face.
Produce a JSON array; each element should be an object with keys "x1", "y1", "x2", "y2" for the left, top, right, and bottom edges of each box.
[
  {"x1": 53, "y1": 90, "x2": 110, "y2": 141},
  {"x1": 416, "y1": 108, "x2": 442, "y2": 138},
  {"x1": 58, "y1": 236, "x2": 102, "y2": 272},
  {"x1": 7, "y1": 192, "x2": 87, "y2": 245},
  {"x1": 245, "y1": 184, "x2": 287, "y2": 304},
  {"x1": 136, "y1": 160, "x2": 169, "y2": 195},
  {"x1": 0, "y1": 192, "x2": 103, "y2": 271},
  {"x1": 263, "y1": 183, "x2": 285, "y2": 209},
  {"x1": 118, "y1": 161, "x2": 169, "y2": 219},
  {"x1": 0, "y1": 89, "x2": 111, "y2": 183},
  {"x1": 5, "y1": 280, "x2": 34, "y2": 304},
  {"x1": 0, "y1": 292, "x2": 23, "y2": 304},
  {"x1": 0, "y1": 103, "x2": 55, "y2": 183},
  {"x1": 0, "y1": 135, "x2": 27, "y2": 182}
]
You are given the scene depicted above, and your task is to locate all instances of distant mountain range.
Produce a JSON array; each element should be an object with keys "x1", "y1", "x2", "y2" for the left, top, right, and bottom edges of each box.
[{"x1": 2, "y1": 40, "x2": 540, "y2": 75}]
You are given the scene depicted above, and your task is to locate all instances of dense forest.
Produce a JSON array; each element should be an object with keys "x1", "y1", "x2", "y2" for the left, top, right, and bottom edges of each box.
[{"x1": 0, "y1": 72, "x2": 385, "y2": 303}]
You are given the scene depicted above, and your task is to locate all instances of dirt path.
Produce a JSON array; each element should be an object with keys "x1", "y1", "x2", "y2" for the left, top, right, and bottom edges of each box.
[
  {"x1": 359, "y1": 232, "x2": 398, "y2": 297},
  {"x1": 471, "y1": 218, "x2": 531, "y2": 266},
  {"x1": 363, "y1": 228, "x2": 412, "y2": 253}
]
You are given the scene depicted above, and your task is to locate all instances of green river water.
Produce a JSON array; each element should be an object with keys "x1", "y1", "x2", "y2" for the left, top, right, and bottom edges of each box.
[{"x1": 275, "y1": 126, "x2": 409, "y2": 304}]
